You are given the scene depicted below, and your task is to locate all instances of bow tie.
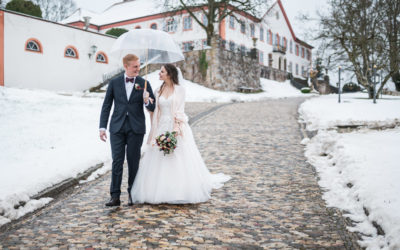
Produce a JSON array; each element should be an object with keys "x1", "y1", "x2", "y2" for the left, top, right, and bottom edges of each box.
[{"x1": 126, "y1": 77, "x2": 135, "y2": 83}]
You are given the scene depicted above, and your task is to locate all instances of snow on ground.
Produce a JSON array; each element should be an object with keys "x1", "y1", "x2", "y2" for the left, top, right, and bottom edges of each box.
[
  {"x1": 0, "y1": 87, "x2": 111, "y2": 225},
  {"x1": 299, "y1": 93, "x2": 400, "y2": 131},
  {"x1": 0, "y1": 74, "x2": 305, "y2": 226},
  {"x1": 299, "y1": 93, "x2": 400, "y2": 249}
]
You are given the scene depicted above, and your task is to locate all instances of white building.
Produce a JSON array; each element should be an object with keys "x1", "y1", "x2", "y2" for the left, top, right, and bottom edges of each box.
[
  {"x1": 0, "y1": 9, "x2": 120, "y2": 91},
  {"x1": 63, "y1": 0, "x2": 312, "y2": 78}
]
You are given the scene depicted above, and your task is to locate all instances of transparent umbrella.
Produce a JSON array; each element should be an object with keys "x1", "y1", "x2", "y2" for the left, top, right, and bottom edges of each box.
[{"x1": 111, "y1": 29, "x2": 185, "y2": 89}]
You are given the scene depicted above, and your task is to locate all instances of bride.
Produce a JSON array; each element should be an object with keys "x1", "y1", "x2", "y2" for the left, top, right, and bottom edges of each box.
[{"x1": 130, "y1": 64, "x2": 230, "y2": 204}]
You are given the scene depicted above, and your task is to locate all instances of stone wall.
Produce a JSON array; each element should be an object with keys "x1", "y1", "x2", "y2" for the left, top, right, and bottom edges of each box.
[
  {"x1": 178, "y1": 38, "x2": 262, "y2": 91},
  {"x1": 260, "y1": 66, "x2": 287, "y2": 82},
  {"x1": 140, "y1": 37, "x2": 290, "y2": 92}
]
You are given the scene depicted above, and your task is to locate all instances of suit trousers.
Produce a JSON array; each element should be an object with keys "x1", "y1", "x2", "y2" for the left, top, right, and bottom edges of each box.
[{"x1": 109, "y1": 116, "x2": 144, "y2": 198}]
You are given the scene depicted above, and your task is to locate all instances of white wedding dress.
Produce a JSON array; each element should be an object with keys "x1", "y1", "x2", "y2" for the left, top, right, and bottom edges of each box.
[{"x1": 130, "y1": 94, "x2": 230, "y2": 204}]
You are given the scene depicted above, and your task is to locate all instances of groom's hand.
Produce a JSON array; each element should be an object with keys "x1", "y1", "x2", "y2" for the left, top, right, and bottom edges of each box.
[{"x1": 100, "y1": 130, "x2": 107, "y2": 142}]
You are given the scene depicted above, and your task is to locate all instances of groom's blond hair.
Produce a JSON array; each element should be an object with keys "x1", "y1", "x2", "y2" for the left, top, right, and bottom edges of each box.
[{"x1": 123, "y1": 54, "x2": 139, "y2": 65}]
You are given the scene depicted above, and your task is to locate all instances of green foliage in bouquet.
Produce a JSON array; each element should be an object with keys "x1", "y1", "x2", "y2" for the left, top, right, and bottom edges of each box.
[
  {"x1": 156, "y1": 131, "x2": 178, "y2": 155},
  {"x1": 301, "y1": 87, "x2": 311, "y2": 93}
]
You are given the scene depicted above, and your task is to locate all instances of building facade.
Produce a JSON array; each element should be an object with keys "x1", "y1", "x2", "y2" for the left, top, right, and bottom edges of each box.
[
  {"x1": 0, "y1": 9, "x2": 120, "y2": 91},
  {"x1": 63, "y1": 0, "x2": 313, "y2": 79}
]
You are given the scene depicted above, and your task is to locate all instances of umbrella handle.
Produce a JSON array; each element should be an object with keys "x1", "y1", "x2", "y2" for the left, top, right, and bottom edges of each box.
[{"x1": 144, "y1": 48, "x2": 148, "y2": 91}]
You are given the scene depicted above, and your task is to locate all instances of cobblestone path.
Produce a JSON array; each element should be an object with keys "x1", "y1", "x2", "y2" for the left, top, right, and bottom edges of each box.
[{"x1": 0, "y1": 99, "x2": 360, "y2": 249}]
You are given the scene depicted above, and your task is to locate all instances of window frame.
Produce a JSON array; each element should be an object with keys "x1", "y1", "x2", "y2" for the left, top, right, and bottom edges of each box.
[
  {"x1": 150, "y1": 23, "x2": 157, "y2": 29},
  {"x1": 183, "y1": 16, "x2": 192, "y2": 31},
  {"x1": 250, "y1": 23, "x2": 255, "y2": 37},
  {"x1": 64, "y1": 45, "x2": 79, "y2": 59},
  {"x1": 240, "y1": 20, "x2": 246, "y2": 34},
  {"x1": 25, "y1": 38, "x2": 43, "y2": 54},
  {"x1": 182, "y1": 41, "x2": 194, "y2": 52},
  {"x1": 96, "y1": 51, "x2": 108, "y2": 64},
  {"x1": 260, "y1": 27, "x2": 264, "y2": 42},
  {"x1": 229, "y1": 15, "x2": 235, "y2": 29},
  {"x1": 165, "y1": 18, "x2": 177, "y2": 33}
]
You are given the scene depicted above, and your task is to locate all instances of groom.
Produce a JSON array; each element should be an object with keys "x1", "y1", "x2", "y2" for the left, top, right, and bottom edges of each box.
[{"x1": 99, "y1": 54, "x2": 155, "y2": 206}]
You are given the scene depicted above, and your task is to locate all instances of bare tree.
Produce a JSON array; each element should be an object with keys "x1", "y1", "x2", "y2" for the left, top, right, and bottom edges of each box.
[
  {"x1": 317, "y1": 0, "x2": 398, "y2": 98},
  {"x1": 32, "y1": 0, "x2": 76, "y2": 22},
  {"x1": 162, "y1": 0, "x2": 270, "y2": 46},
  {"x1": 380, "y1": 0, "x2": 400, "y2": 92}
]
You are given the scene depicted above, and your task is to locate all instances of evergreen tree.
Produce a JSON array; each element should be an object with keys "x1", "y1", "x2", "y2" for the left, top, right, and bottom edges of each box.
[
  {"x1": 106, "y1": 28, "x2": 129, "y2": 37},
  {"x1": 6, "y1": 0, "x2": 42, "y2": 18}
]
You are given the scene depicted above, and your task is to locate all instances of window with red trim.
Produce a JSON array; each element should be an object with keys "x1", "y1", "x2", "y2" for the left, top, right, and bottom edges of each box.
[
  {"x1": 64, "y1": 46, "x2": 79, "y2": 59},
  {"x1": 183, "y1": 16, "x2": 192, "y2": 31},
  {"x1": 25, "y1": 38, "x2": 42, "y2": 53},
  {"x1": 96, "y1": 52, "x2": 108, "y2": 64},
  {"x1": 268, "y1": 30, "x2": 272, "y2": 45}
]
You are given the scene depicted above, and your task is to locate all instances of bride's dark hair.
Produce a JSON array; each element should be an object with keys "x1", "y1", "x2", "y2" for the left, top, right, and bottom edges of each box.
[{"x1": 159, "y1": 64, "x2": 179, "y2": 97}]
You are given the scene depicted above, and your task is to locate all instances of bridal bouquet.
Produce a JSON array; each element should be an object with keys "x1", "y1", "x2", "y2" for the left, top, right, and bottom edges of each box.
[{"x1": 155, "y1": 131, "x2": 178, "y2": 155}]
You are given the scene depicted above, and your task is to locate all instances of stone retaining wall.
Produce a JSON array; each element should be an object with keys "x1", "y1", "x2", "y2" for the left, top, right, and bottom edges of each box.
[{"x1": 141, "y1": 37, "x2": 289, "y2": 92}]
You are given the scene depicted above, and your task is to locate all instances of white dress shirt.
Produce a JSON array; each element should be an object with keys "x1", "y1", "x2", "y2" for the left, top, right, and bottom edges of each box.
[{"x1": 124, "y1": 73, "x2": 135, "y2": 101}]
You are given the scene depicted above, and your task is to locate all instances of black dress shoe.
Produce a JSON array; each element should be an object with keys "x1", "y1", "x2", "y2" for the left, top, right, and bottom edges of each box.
[
  {"x1": 105, "y1": 197, "x2": 120, "y2": 206},
  {"x1": 128, "y1": 195, "x2": 133, "y2": 206}
]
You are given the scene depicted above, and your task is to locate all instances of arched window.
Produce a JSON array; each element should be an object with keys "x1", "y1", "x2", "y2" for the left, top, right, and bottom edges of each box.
[
  {"x1": 150, "y1": 23, "x2": 157, "y2": 29},
  {"x1": 96, "y1": 51, "x2": 108, "y2": 64},
  {"x1": 64, "y1": 46, "x2": 79, "y2": 59},
  {"x1": 25, "y1": 38, "x2": 42, "y2": 53}
]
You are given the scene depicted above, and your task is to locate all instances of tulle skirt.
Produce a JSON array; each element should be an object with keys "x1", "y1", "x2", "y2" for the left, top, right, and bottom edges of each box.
[{"x1": 130, "y1": 124, "x2": 230, "y2": 204}]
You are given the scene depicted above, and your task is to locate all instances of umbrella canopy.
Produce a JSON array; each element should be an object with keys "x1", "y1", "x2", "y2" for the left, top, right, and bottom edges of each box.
[{"x1": 110, "y1": 29, "x2": 184, "y2": 64}]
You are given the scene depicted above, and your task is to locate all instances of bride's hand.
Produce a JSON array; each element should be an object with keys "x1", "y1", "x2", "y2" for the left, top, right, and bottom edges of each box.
[{"x1": 143, "y1": 90, "x2": 150, "y2": 104}]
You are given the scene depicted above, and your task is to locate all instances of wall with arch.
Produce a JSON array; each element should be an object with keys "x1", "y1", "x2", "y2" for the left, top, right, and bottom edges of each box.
[{"x1": 1, "y1": 10, "x2": 120, "y2": 91}]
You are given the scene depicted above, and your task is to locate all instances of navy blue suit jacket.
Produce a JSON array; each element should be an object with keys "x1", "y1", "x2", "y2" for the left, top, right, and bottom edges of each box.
[{"x1": 99, "y1": 75, "x2": 156, "y2": 134}]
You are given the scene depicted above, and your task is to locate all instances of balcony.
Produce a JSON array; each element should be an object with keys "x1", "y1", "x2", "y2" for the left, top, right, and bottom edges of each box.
[{"x1": 273, "y1": 45, "x2": 286, "y2": 54}]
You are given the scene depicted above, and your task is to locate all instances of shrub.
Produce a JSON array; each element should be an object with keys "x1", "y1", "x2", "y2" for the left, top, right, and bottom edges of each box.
[
  {"x1": 301, "y1": 87, "x2": 311, "y2": 93},
  {"x1": 342, "y1": 82, "x2": 361, "y2": 92},
  {"x1": 105, "y1": 28, "x2": 129, "y2": 37},
  {"x1": 6, "y1": 0, "x2": 42, "y2": 18}
]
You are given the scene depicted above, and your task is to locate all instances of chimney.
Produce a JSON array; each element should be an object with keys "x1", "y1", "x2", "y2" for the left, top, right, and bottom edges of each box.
[{"x1": 83, "y1": 16, "x2": 91, "y2": 30}]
